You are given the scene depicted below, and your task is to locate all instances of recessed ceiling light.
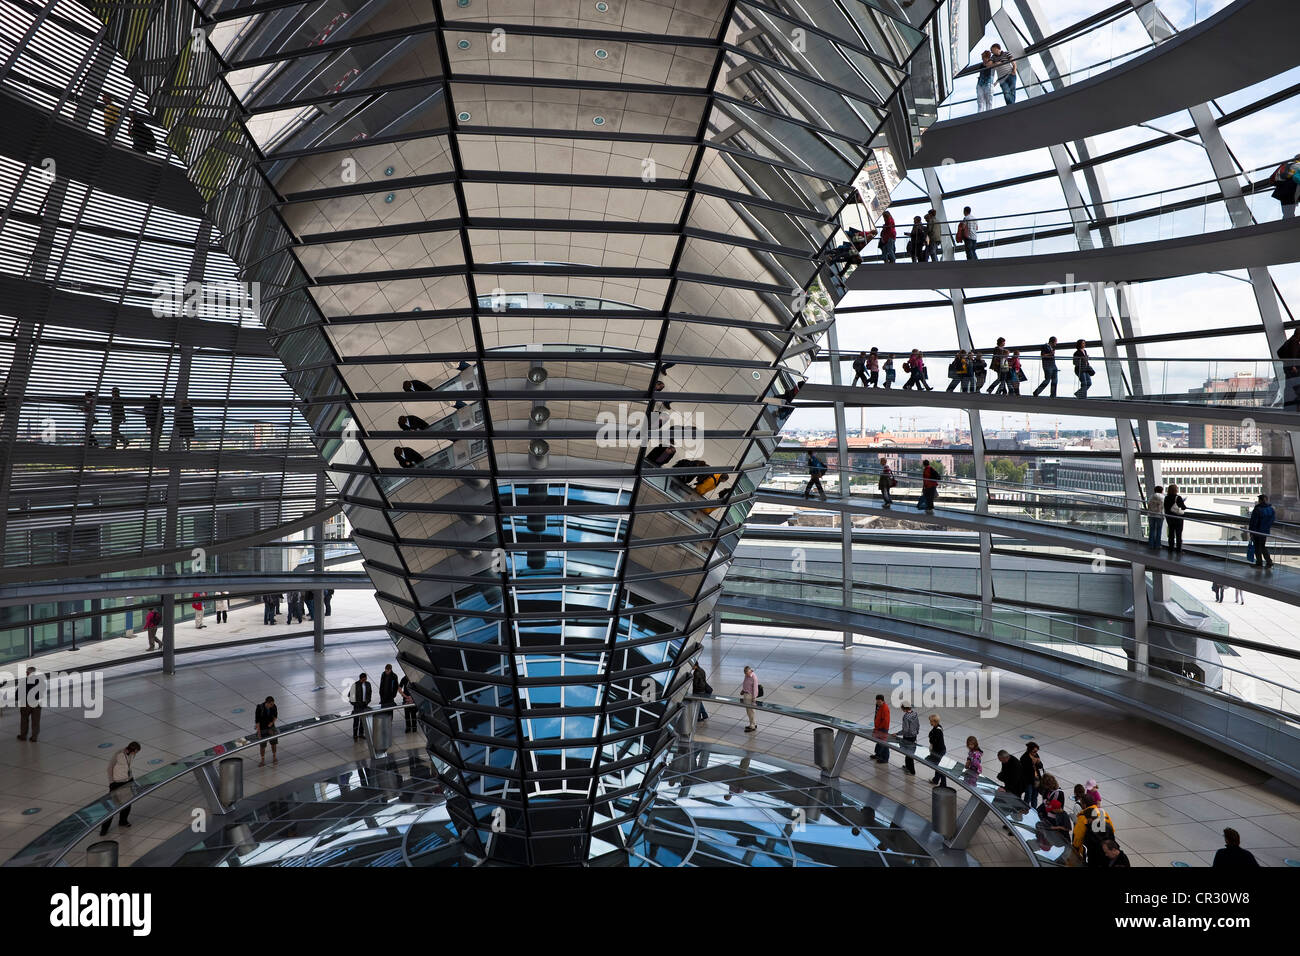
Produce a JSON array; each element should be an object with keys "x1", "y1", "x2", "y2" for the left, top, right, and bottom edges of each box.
[
  {"x1": 384, "y1": 193, "x2": 395, "y2": 203},
  {"x1": 593, "y1": 115, "x2": 606, "y2": 126},
  {"x1": 457, "y1": 39, "x2": 470, "y2": 49},
  {"x1": 458, "y1": 110, "x2": 472, "y2": 122},
  {"x1": 595, "y1": 1, "x2": 609, "y2": 11},
  {"x1": 595, "y1": 49, "x2": 608, "y2": 59},
  {"x1": 384, "y1": 166, "x2": 394, "y2": 176}
]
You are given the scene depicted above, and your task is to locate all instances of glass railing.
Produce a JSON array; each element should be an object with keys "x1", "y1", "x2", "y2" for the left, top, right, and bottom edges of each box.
[
  {"x1": 815, "y1": 351, "x2": 1289, "y2": 410},
  {"x1": 934, "y1": 1, "x2": 1232, "y2": 123},
  {"x1": 835, "y1": 161, "x2": 1293, "y2": 270},
  {"x1": 684, "y1": 693, "x2": 1070, "y2": 866},
  {"x1": 759, "y1": 458, "x2": 1300, "y2": 575},
  {"x1": 721, "y1": 564, "x2": 1300, "y2": 721},
  {"x1": 4, "y1": 704, "x2": 412, "y2": 868}
]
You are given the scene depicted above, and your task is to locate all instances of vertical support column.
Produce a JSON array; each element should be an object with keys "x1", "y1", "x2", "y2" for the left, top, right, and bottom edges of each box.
[
  {"x1": 313, "y1": 472, "x2": 326, "y2": 653},
  {"x1": 161, "y1": 592, "x2": 176, "y2": 674},
  {"x1": 1130, "y1": 564, "x2": 1149, "y2": 677},
  {"x1": 922, "y1": 166, "x2": 993, "y2": 634},
  {"x1": 826, "y1": 322, "x2": 854, "y2": 648}
]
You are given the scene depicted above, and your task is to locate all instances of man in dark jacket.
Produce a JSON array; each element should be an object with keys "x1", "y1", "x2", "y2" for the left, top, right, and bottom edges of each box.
[
  {"x1": 1019, "y1": 742, "x2": 1043, "y2": 808},
  {"x1": 379, "y1": 664, "x2": 400, "y2": 708},
  {"x1": 1101, "y1": 839, "x2": 1131, "y2": 867},
  {"x1": 691, "y1": 662, "x2": 712, "y2": 721},
  {"x1": 348, "y1": 673, "x2": 372, "y2": 740},
  {"x1": 1249, "y1": 494, "x2": 1276, "y2": 568},
  {"x1": 1212, "y1": 828, "x2": 1260, "y2": 867},
  {"x1": 995, "y1": 749, "x2": 1023, "y2": 797},
  {"x1": 927, "y1": 714, "x2": 946, "y2": 786}
]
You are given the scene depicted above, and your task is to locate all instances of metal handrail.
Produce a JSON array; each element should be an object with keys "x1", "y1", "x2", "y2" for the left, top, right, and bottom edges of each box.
[
  {"x1": 684, "y1": 693, "x2": 1061, "y2": 867},
  {"x1": 9, "y1": 703, "x2": 409, "y2": 867}
]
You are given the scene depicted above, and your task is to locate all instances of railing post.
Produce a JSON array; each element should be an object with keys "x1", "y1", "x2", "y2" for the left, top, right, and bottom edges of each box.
[{"x1": 85, "y1": 841, "x2": 119, "y2": 867}]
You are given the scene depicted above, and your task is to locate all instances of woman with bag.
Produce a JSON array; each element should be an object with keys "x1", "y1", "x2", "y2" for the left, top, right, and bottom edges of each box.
[
  {"x1": 878, "y1": 458, "x2": 897, "y2": 508},
  {"x1": 1073, "y1": 340, "x2": 1094, "y2": 398},
  {"x1": 879, "y1": 210, "x2": 897, "y2": 262},
  {"x1": 1271, "y1": 154, "x2": 1299, "y2": 218},
  {"x1": 1164, "y1": 482, "x2": 1187, "y2": 551}
]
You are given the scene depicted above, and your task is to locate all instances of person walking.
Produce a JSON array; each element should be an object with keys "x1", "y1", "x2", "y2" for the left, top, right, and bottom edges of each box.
[
  {"x1": 191, "y1": 592, "x2": 206, "y2": 629},
  {"x1": 957, "y1": 206, "x2": 978, "y2": 259},
  {"x1": 99, "y1": 742, "x2": 141, "y2": 835},
  {"x1": 970, "y1": 351, "x2": 987, "y2": 392},
  {"x1": 16, "y1": 667, "x2": 42, "y2": 742},
  {"x1": 286, "y1": 591, "x2": 303, "y2": 625},
  {"x1": 862, "y1": 347, "x2": 880, "y2": 387},
  {"x1": 1164, "y1": 483, "x2": 1187, "y2": 552},
  {"x1": 1212, "y1": 582, "x2": 1226, "y2": 603},
  {"x1": 870, "y1": 694, "x2": 891, "y2": 764},
  {"x1": 214, "y1": 592, "x2": 229, "y2": 624},
  {"x1": 851, "y1": 351, "x2": 870, "y2": 387},
  {"x1": 1072, "y1": 796, "x2": 1116, "y2": 867},
  {"x1": 255, "y1": 696, "x2": 278, "y2": 766},
  {"x1": 740, "y1": 665, "x2": 759, "y2": 733},
  {"x1": 902, "y1": 349, "x2": 923, "y2": 390},
  {"x1": 1212, "y1": 827, "x2": 1260, "y2": 867},
  {"x1": 987, "y1": 338, "x2": 1009, "y2": 394},
  {"x1": 129, "y1": 113, "x2": 156, "y2": 154},
  {"x1": 82, "y1": 390, "x2": 98, "y2": 447},
  {"x1": 1270, "y1": 154, "x2": 1299, "y2": 219},
  {"x1": 899, "y1": 701, "x2": 919, "y2": 775},
  {"x1": 109, "y1": 387, "x2": 128, "y2": 449},
  {"x1": 691, "y1": 661, "x2": 712, "y2": 721},
  {"x1": 1073, "y1": 340, "x2": 1093, "y2": 398},
  {"x1": 348, "y1": 673, "x2": 372, "y2": 740},
  {"x1": 879, "y1": 210, "x2": 897, "y2": 263},
  {"x1": 379, "y1": 664, "x2": 400, "y2": 711},
  {"x1": 946, "y1": 350, "x2": 967, "y2": 392},
  {"x1": 1019, "y1": 741, "x2": 1043, "y2": 808},
  {"x1": 1009, "y1": 349, "x2": 1024, "y2": 395},
  {"x1": 1033, "y1": 337, "x2": 1058, "y2": 397},
  {"x1": 323, "y1": 589, "x2": 334, "y2": 616},
  {"x1": 927, "y1": 714, "x2": 947, "y2": 785},
  {"x1": 990, "y1": 43, "x2": 1017, "y2": 104},
  {"x1": 101, "y1": 92, "x2": 120, "y2": 135},
  {"x1": 907, "y1": 215, "x2": 926, "y2": 263},
  {"x1": 920, "y1": 459, "x2": 940, "y2": 511},
  {"x1": 274, "y1": 592, "x2": 282, "y2": 618},
  {"x1": 144, "y1": 606, "x2": 162, "y2": 650},
  {"x1": 882, "y1": 354, "x2": 896, "y2": 388},
  {"x1": 924, "y1": 209, "x2": 943, "y2": 262},
  {"x1": 1249, "y1": 493, "x2": 1276, "y2": 568},
  {"x1": 262, "y1": 592, "x2": 276, "y2": 625},
  {"x1": 176, "y1": 400, "x2": 195, "y2": 451},
  {"x1": 964, "y1": 735, "x2": 983, "y2": 780},
  {"x1": 1234, "y1": 587, "x2": 1245, "y2": 605},
  {"x1": 976, "y1": 49, "x2": 995, "y2": 112},
  {"x1": 142, "y1": 394, "x2": 162, "y2": 451},
  {"x1": 878, "y1": 459, "x2": 896, "y2": 508},
  {"x1": 304, "y1": 590, "x2": 316, "y2": 621},
  {"x1": 399, "y1": 675, "x2": 419, "y2": 732},
  {"x1": 995, "y1": 749, "x2": 1024, "y2": 800},
  {"x1": 803, "y1": 450, "x2": 828, "y2": 500},
  {"x1": 1146, "y1": 484, "x2": 1165, "y2": 549}
]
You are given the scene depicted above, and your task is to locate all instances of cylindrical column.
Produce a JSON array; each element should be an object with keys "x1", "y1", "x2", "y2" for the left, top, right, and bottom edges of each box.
[
  {"x1": 85, "y1": 841, "x2": 119, "y2": 867},
  {"x1": 676, "y1": 696, "x2": 698, "y2": 739},
  {"x1": 813, "y1": 727, "x2": 835, "y2": 772},
  {"x1": 218, "y1": 757, "x2": 243, "y2": 806},
  {"x1": 932, "y1": 784, "x2": 957, "y2": 839},
  {"x1": 370, "y1": 711, "x2": 393, "y2": 752}
]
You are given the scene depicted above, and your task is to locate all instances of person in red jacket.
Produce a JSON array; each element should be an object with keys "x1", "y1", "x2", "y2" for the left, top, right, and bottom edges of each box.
[
  {"x1": 920, "y1": 460, "x2": 940, "y2": 511},
  {"x1": 191, "y1": 592, "x2": 206, "y2": 629},
  {"x1": 871, "y1": 694, "x2": 891, "y2": 764},
  {"x1": 880, "y1": 210, "x2": 897, "y2": 262},
  {"x1": 143, "y1": 607, "x2": 162, "y2": 650}
]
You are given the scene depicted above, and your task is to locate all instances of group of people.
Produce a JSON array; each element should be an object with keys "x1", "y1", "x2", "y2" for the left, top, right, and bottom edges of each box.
[
  {"x1": 347, "y1": 665, "x2": 421, "y2": 738},
  {"x1": 79, "y1": 390, "x2": 179, "y2": 451},
  {"x1": 1145, "y1": 487, "x2": 1276, "y2": 567},
  {"x1": 262, "y1": 590, "x2": 334, "y2": 625},
  {"x1": 827, "y1": 207, "x2": 980, "y2": 270},
  {"x1": 976, "y1": 44, "x2": 1018, "y2": 111},
  {"x1": 100, "y1": 93, "x2": 156, "y2": 155},
  {"x1": 850, "y1": 336, "x2": 1096, "y2": 398}
]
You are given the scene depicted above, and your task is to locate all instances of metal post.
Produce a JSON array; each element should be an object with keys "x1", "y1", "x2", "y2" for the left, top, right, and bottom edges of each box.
[
  {"x1": 217, "y1": 756, "x2": 243, "y2": 807},
  {"x1": 826, "y1": 322, "x2": 854, "y2": 648},
  {"x1": 931, "y1": 785, "x2": 957, "y2": 839},
  {"x1": 161, "y1": 593, "x2": 176, "y2": 674},
  {"x1": 1131, "y1": 564, "x2": 1149, "y2": 676},
  {"x1": 367, "y1": 710, "x2": 392, "y2": 757},
  {"x1": 813, "y1": 727, "x2": 835, "y2": 772},
  {"x1": 314, "y1": 472, "x2": 326, "y2": 653},
  {"x1": 85, "y1": 841, "x2": 119, "y2": 867}
]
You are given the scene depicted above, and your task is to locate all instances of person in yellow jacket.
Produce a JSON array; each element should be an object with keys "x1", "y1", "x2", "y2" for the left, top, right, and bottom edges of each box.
[
  {"x1": 694, "y1": 472, "x2": 724, "y2": 496},
  {"x1": 1072, "y1": 800, "x2": 1116, "y2": 867}
]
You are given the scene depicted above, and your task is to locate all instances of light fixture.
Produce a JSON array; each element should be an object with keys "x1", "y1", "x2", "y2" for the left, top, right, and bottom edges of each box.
[
  {"x1": 457, "y1": 39, "x2": 470, "y2": 49},
  {"x1": 529, "y1": 437, "x2": 550, "y2": 470},
  {"x1": 527, "y1": 365, "x2": 548, "y2": 385},
  {"x1": 595, "y1": 49, "x2": 608, "y2": 59},
  {"x1": 529, "y1": 404, "x2": 551, "y2": 425},
  {"x1": 458, "y1": 110, "x2": 471, "y2": 122},
  {"x1": 592, "y1": 115, "x2": 606, "y2": 126}
]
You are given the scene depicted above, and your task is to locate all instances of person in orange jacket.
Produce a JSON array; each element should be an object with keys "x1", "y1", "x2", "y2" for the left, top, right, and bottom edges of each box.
[
  {"x1": 191, "y1": 592, "x2": 206, "y2": 629},
  {"x1": 870, "y1": 694, "x2": 891, "y2": 764}
]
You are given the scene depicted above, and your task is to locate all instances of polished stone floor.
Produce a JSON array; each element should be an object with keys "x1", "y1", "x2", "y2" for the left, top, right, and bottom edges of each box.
[{"x1": 2, "y1": 623, "x2": 1298, "y2": 867}]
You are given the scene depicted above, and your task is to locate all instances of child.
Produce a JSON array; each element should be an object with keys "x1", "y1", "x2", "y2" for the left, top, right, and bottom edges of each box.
[
  {"x1": 965, "y1": 735, "x2": 983, "y2": 777},
  {"x1": 883, "y1": 355, "x2": 896, "y2": 388}
]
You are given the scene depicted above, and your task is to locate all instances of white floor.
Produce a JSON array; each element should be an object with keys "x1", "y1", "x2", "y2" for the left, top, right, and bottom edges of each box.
[{"x1": 2, "y1": 622, "x2": 1298, "y2": 867}]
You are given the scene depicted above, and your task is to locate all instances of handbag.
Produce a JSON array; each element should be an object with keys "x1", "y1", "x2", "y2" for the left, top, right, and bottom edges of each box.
[
  {"x1": 1169, "y1": 503, "x2": 1185, "y2": 516},
  {"x1": 1247, "y1": 539, "x2": 1256, "y2": 564},
  {"x1": 756, "y1": 684, "x2": 765, "y2": 699},
  {"x1": 1016, "y1": 368, "x2": 1027, "y2": 382}
]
